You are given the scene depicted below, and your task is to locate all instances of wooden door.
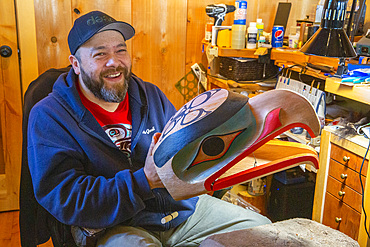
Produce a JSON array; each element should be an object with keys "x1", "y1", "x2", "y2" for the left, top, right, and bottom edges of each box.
[{"x1": 0, "y1": 0, "x2": 23, "y2": 212}]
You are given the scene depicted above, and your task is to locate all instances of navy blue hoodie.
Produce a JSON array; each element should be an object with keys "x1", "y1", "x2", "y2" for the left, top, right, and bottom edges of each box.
[{"x1": 27, "y1": 69, "x2": 198, "y2": 231}]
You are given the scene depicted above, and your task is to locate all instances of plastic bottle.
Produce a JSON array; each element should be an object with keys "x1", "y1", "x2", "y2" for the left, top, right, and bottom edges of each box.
[
  {"x1": 256, "y1": 18, "x2": 264, "y2": 40},
  {"x1": 258, "y1": 36, "x2": 266, "y2": 48},
  {"x1": 288, "y1": 26, "x2": 299, "y2": 48},
  {"x1": 288, "y1": 33, "x2": 299, "y2": 48},
  {"x1": 205, "y1": 21, "x2": 213, "y2": 42},
  {"x1": 247, "y1": 22, "x2": 258, "y2": 49},
  {"x1": 231, "y1": 0, "x2": 247, "y2": 49},
  {"x1": 234, "y1": 1, "x2": 247, "y2": 25},
  {"x1": 231, "y1": 24, "x2": 246, "y2": 49}
]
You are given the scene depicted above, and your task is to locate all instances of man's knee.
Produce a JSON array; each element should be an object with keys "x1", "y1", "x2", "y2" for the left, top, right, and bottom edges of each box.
[
  {"x1": 96, "y1": 225, "x2": 161, "y2": 247},
  {"x1": 195, "y1": 195, "x2": 271, "y2": 228}
]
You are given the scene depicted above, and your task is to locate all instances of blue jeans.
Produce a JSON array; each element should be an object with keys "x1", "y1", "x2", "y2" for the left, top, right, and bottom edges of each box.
[{"x1": 96, "y1": 194, "x2": 271, "y2": 247}]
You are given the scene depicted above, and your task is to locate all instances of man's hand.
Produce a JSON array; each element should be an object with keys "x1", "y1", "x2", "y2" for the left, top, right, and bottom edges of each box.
[{"x1": 144, "y1": 132, "x2": 164, "y2": 189}]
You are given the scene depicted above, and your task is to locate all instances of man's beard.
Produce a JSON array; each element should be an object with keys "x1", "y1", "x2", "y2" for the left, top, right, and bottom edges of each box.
[{"x1": 80, "y1": 65, "x2": 131, "y2": 103}]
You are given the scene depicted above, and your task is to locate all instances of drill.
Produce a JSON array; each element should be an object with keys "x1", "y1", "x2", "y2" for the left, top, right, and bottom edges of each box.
[{"x1": 206, "y1": 4, "x2": 236, "y2": 26}]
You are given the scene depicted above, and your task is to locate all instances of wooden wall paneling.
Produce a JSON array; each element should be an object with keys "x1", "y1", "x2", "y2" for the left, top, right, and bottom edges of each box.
[
  {"x1": 186, "y1": 0, "x2": 211, "y2": 74},
  {"x1": 15, "y1": 0, "x2": 39, "y2": 94},
  {"x1": 132, "y1": 0, "x2": 188, "y2": 109},
  {"x1": 31, "y1": 0, "x2": 322, "y2": 109},
  {"x1": 0, "y1": 129, "x2": 4, "y2": 174},
  {"x1": 245, "y1": 0, "x2": 259, "y2": 27},
  {"x1": 0, "y1": 13, "x2": 4, "y2": 177},
  {"x1": 33, "y1": 0, "x2": 72, "y2": 75},
  {"x1": 284, "y1": 0, "x2": 317, "y2": 35},
  {"x1": 74, "y1": 0, "x2": 187, "y2": 108},
  {"x1": 0, "y1": 0, "x2": 23, "y2": 211},
  {"x1": 185, "y1": 0, "x2": 234, "y2": 71},
  {"x1": 244, "y1": 0, "x2": 318, "y2": 37},
  {"x1": 248, "y1": 0, "x2": 276, "y2": 32},
  {"x1": 72, "y1": 0, "x2": 133, "y2": 57}
]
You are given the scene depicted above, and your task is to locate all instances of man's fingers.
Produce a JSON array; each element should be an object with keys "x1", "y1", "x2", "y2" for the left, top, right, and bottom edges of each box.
[
  {"x1": 153, "y1": 132, "x2": 161, "y2": 144},
  {"x1": 147, "y1": 132, "x2": 162, "y2": 159},
  {"x1": 144, "y1": 132, "x2": 164, "y2": 189}
]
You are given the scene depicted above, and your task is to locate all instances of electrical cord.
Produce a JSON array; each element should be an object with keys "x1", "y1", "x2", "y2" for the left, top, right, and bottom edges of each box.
[{"x1": 360, "y1": 137, "x2": 370, "y2": 239}]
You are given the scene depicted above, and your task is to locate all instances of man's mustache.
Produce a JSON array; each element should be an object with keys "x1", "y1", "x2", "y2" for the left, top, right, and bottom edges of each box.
[{"x1": 101, "y1": 66, "x2": 130, "y2": 77}]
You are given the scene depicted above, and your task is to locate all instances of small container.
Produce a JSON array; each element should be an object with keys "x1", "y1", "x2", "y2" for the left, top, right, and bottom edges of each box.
[
  {"x1": 258, "y1": 35, "x2": 266, "y2": 47},
  {"x1": 247, "y1": 22, "x2": 258, "y2": 49},
  {"x1": 234, "y1": 1, "x2": 247, "y2": 25},
  {"x1": 288, "y1": 33, "x2": 299, "y2": 48},
  {"x1": 205, "y1": 22, "x2": 213, "y2": 41},
  {"x1": 247, "y1": 177, "x2": 266, "y2": 196},
  {"x1": 271, "y1": 25, "x2": 284, "y2": 48},
  {"x1": 231, "y1": 24, "x2": 246, "y2": 49},
  {"x1": 256, "y1": 18, "x2": 264, "y2": 40},
  {"x1": 217, "y1": 29, "x2": 232, "y2": 48}
]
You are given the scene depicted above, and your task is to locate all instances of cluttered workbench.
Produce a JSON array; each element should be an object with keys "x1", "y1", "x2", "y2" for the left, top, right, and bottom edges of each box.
[
  {"x1": 205, "y1": 43, "x2": 369, "y2": 91},
  {"x1": 204, "y1": 43, "x2": 370, "y2": 116},
  {"x1": 201, "y1": 41, "x2": 370, "y2": 245},
  {"x1": 196, "y1": 0, "x2": 370, "y2": 246}
]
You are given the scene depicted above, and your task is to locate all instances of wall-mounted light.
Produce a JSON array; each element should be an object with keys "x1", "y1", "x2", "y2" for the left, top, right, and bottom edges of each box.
[{"x1": 300, "y1": 0, "x2": 357, "y2": 77}]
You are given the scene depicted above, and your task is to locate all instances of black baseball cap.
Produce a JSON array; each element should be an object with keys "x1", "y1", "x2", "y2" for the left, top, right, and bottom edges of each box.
[{"x1": 68, "y1": 11, "x2": 135, "y2": 55}]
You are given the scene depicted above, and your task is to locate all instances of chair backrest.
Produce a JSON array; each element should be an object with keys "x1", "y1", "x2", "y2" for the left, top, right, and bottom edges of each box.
[{"x1": 20, "y1": 66, "x2": 71, "y2": 246}]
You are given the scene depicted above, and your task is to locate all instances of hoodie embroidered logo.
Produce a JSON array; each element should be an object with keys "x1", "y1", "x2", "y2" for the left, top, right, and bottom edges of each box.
[{"x1": 142, "y1": 126, "x2": 155, "y2": 135}]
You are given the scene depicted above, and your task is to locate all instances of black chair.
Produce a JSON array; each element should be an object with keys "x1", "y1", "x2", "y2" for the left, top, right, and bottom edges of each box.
[{"x1": 20, "y1": 66, "x2": 78, "y2": 247}]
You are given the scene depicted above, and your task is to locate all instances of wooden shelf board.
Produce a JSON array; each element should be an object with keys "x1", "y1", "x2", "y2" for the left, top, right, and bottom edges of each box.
[
  {"x1": 325, "y1": 77, "x2": 370, "y2": 105},
  {"x1": 218, "y1": 47, "x2": 258, "y2": 58},
  {"x1": 216, "y1": 46, "x2": 339, "y2": 69}
]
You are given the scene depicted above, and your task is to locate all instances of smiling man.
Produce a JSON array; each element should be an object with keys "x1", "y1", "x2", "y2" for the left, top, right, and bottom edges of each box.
[
  {"x1": 26, "y1": 11, "x2": 270, "y2": 247},
  {"x1": 72, "y1": 31, "x2": 131, "y2": 106}
]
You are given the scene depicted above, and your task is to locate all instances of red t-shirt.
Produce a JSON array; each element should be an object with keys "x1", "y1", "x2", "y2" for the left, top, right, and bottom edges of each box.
[{"x1": 76, "y1": 82, "x2": 132, "y2": 153}]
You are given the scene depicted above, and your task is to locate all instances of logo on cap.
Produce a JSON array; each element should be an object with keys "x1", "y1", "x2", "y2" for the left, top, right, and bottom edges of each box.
[{"x1": 87, "y1": 15, "x2": 115, "y2": 26}]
